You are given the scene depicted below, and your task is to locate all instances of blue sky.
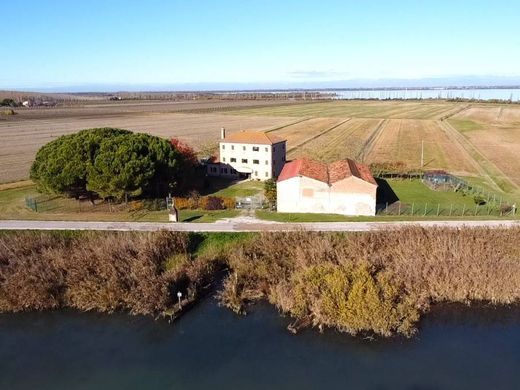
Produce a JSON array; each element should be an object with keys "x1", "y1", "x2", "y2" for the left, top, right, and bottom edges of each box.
[{"x1": 2, "y1": 0, "x2": 520, "y2": 90}]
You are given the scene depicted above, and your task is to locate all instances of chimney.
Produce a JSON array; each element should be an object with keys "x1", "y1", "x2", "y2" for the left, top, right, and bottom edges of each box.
[{"x1": 220, "y1": 127, "x2": 226, "y2": 139}]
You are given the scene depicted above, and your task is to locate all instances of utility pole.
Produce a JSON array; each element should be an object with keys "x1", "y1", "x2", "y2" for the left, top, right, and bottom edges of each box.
[{"x1": 421, "y1": 140, "x2": 424, "y2": 168}]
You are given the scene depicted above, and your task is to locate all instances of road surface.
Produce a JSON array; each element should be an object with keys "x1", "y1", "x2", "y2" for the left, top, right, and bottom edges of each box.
[{"x1": 0, "y1": 219, "x2": 519, "y2": 232}]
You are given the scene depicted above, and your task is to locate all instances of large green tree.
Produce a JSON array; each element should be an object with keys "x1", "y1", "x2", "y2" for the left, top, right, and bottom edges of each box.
[{"x1": 30, "y1": 128, "x2": 188, "y2": 200}]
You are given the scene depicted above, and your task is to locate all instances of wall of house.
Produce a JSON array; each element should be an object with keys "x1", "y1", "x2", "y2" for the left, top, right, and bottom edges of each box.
[
  {"x1": 207, "y1": 163, "x2": 239, "y2": 179},
  {"x1": 277, "y1": 176, "x2": 377, "y2": 216},
  {"x1": 218, "y1": 140, "x2": 286, "y2": 180}
]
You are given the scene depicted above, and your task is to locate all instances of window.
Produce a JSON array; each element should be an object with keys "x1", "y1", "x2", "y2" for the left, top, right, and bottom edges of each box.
[
  {"x1": 230, "y1": 157, "x2": 236, "y2": 163},
  {"x1": 254, "y1": 171, "x2": 258, "y2": 176},
  {"x1": 222, "y1": 144, "x2": 225, "y2": 150},
  {"x1": 253, "y1": 159, "x2": 259, "y2": 164},
  {"x1": 252, "y1": 146, "x2": 259, "y2": 152},
  {"x1": 231, "y1": 145, "x2": 234, "y2": 150},
  {"x1": 265, "y1": 147, "x2": 268, "y2": 152},
  {"x1": 265, "y1": 160, "x2": 269, "y2": 165},
  {"x1": 242, "y1": 158, "x2": 248, "y2": 163},
  {"x1": 265, "y1": 172, "x2": 268, "y2": 177},
  {"x1": 302, "y1": 188, "x2": 314, "y2": 197},
  {"x1": 222, "y1": 157, "x2": 226, "y2": 162},
  {"x1": 242, "y1": 146, "x2": 246, "y2": 151},
  {"x1": 273, "y1": 146, "x2": 276, "y2": 152},
  {"x1": 224, "y1": 168, "x2": 228, "y2": 174}
]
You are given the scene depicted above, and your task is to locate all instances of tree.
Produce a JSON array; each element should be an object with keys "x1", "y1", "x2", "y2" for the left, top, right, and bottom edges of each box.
[
  {"x1": 170, "y1": 138, "x2": 198, "y2": 167},
  {"x1": 264, "y1": 178, "x2": 277, "y2": 209},
  {"x1": 31, "y1": 128, "x2": 188, "y2": 200}
]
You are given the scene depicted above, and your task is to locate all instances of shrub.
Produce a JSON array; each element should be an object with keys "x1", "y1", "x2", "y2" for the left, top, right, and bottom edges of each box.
[
  {"x1": 200, "y1": 196, "x2": 225, "y2": 210},
  {"x1": 218, "y1": 228, "x2": 520, "y2": 337}
]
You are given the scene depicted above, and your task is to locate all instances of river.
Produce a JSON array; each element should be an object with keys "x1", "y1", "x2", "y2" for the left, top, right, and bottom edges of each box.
[{"x1": 1, "y1": 299, "x2": 520, "y2": 389}]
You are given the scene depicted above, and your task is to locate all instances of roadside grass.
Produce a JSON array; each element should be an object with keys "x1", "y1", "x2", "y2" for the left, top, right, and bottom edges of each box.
[
  {"x1": 0, "y1": 182, "x2": 237, "y2": 223},
  {"x1": 255, "y1": 210, "x2": 518, "y2": 222},
  {"x1": 179, "y1": 209, "x2": 239, "y2": 223}
]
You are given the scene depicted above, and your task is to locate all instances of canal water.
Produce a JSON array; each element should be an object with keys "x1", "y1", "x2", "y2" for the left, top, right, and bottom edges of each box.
[{"x1": 1, "y1": 298, "x2": 519, "y2": 389}]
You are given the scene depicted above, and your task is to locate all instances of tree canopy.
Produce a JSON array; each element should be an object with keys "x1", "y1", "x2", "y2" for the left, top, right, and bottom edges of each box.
[{"x1": 30, "y1": 128, "x2": 194, "y2": 200}]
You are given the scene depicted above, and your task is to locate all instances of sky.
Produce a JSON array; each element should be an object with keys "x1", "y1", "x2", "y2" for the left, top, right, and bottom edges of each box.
[{"x1": 2, "y1": 0, "x2": 520, "y2": 91}]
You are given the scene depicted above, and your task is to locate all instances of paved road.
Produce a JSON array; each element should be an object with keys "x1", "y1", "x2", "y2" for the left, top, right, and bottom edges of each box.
[{"x1": 1, "y1": 219, "x2": 519, "y2": 232}]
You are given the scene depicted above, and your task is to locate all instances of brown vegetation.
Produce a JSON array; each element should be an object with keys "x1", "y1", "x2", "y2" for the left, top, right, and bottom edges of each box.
[
  {"x1": 1, "y1": 228, "x2": 520, "y2": 338},
  {"x1": 0, "y1": 231, "x2": 219, "y2": 316},
  {"x1": 218, "y1": 228, "x2": 520, "y2": 337}
]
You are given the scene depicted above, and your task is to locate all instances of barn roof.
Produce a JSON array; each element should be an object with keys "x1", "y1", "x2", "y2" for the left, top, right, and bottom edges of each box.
[
  {"x1": 278, "y1": 158, "x2": 377, "y2": 185},
  {"x1": 222, "y1": 131, "x2": 286, "y2": 145}
]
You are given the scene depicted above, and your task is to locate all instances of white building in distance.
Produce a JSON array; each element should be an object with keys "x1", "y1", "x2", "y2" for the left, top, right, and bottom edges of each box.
[
  {"x1": 277, "y1": 158, "x2": 378, "y2": 216},
  {"x1": 207, "y1": 128, "x2": 287, "y2": 180}
]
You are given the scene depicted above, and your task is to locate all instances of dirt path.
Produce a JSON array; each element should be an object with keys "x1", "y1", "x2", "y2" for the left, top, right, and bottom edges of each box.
[
  {"x1": 1, "y1": 219, "x2": 519, "y2": 232},
  {"x1": 356, "y1": 119, "x2": 387, "y2": 162}
]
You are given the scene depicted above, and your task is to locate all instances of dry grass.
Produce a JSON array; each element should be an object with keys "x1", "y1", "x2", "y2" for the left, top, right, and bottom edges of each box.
[
  {"x1": 288, "y1": 118, "x2": 381, "y2": 162},
  {"x1": 219, "y1": 228, "x2": 520, "y2": 337},
  {"x1": 366, "y1": 119, "x2": 478, "y2": 174},
  {"x1": 0, "y1": 231, "x2": 221, "y2": 316}
]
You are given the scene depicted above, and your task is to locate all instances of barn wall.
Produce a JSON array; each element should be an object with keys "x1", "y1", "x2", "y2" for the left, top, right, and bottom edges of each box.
[{"x1": 277, "y1": 175, "x2": 377, "y2": 216}]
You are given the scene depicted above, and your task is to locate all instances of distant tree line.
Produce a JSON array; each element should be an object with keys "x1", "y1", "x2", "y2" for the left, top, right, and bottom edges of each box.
[
  {"x1": 30, "y1": 128, "x2": 197, "y2": 201},
  {"x1": 0, "y1": 98, "x2": 20, "y2": 107}
]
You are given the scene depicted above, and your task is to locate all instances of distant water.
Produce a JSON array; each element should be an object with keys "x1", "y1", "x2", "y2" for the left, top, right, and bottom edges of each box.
[
  {"x1": 332, "y1": 88, "x2": 520, "y2": 101},
  {"x1": 1, "y1": 299, "x2": 520, "y2": 390}
]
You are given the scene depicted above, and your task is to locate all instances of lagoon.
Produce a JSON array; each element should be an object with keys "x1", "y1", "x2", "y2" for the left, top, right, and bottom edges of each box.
[{"x1": 1, "y1": 299, "x2": 520, "y2": 389}]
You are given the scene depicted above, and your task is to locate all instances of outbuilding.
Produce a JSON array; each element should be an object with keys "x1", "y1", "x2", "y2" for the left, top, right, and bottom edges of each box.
[{"x1": 276, "y1": 158, "x2": 378, "y2": 216}]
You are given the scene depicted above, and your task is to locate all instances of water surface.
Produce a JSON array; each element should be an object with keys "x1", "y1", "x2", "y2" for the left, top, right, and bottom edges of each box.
[{"x1": 1, "y1": 299, "x2": 519, "y2": 389}]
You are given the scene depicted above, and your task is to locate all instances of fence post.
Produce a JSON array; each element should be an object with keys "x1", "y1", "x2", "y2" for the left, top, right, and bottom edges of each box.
[
  {"x1": 424, "y1": 203, "x2": 428, "y2": 216},
  {"x1": 449, "y1": 204, "x2": 453, "y2": 216},
  {"x1": 462, "y1": 204, "x2": 466, "y2": 216},
  {"x1": 474, "y1": 204, "x2": 478, "y2": 216},
  {"x1": 398, "y1": 202, "x2": 401, "y2": 216},
  {"x1": 411, "y1": 202, "x2": 414, "y2": 215},
  {"x1": 437, "y1": 203, "x2": 440, "y2": 216}
]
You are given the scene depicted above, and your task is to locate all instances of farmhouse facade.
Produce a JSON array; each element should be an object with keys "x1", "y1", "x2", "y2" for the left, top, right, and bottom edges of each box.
[
  {"x1": 207, "y1": 128, "x2": 287, "y2": 180},
  {"x1": 277, "y1": 158, "x2": 378, "y2": 216}
]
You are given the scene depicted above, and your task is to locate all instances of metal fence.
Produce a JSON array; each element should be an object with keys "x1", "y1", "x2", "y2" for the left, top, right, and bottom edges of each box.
[{"x1": 377, "y1": 201, "x2": 516, "y2": 217}]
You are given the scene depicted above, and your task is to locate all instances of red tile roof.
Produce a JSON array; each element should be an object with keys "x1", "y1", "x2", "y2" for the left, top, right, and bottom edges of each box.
[
  {"x1": 223, "y1": 131, "x2": 286, "y2": 145},
  {"x1": 278, "y1": 158, "x2": 377, "y2": 185}
]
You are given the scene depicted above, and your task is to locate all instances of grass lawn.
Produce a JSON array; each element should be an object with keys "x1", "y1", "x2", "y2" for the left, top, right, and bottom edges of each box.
[
  {"x1": 387, "y1": 179, "x2": 480, "y2": 207},
  {"x1": 0, "y1": 182, "x2": 238, "y2": 223},
  {"x1": 208, "y1": 179, "x2": 264, "y2": 198}
]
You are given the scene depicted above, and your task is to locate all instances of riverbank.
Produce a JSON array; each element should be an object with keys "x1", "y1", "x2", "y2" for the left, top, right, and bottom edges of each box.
[{"x1": 1, "y1": 228, "x2": 519, "y2": 337}]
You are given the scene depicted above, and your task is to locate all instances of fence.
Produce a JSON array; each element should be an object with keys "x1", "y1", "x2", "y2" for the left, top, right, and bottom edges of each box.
[
  {"x1": 235, "y1": 195, "x2": 265, "y2": 210},
  {"x1": 377, "y1": 201, "x2": 516, "y2": 217},
  {"x1": 378, "y1": 171, "x2": 515, "y2": 209}
]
